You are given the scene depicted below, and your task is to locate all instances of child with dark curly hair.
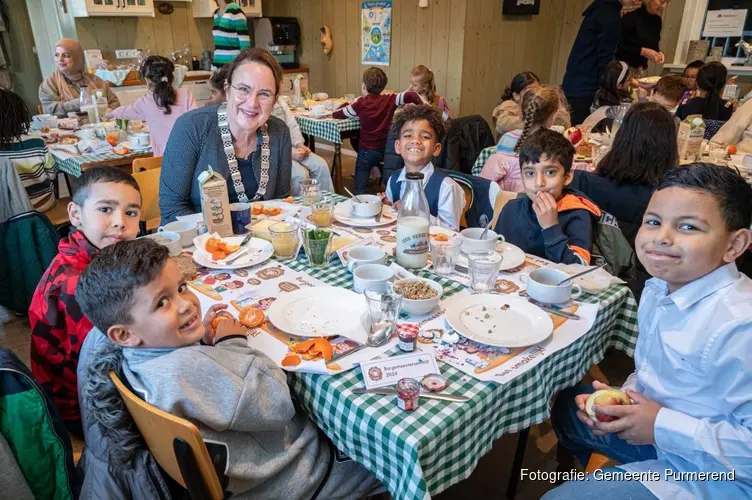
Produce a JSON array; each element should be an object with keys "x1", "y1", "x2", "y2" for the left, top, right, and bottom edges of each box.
[{"x1": 383, "y1": 104, "x2": 464, "y2": 230}]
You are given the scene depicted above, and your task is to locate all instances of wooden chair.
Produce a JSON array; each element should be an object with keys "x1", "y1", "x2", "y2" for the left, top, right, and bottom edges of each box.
[
  {"x1": 131, "y1": 167, "x2": 161, "y2": 232},
  {"x1": 133, "y1": 156, "x2": 162, "y2": 172},
  {"x1": 490, "y1": 190, "x2": 518, "y2": 229},
  {"x1": 109, "y1": 371, "x2": 225, "y2": 500},
  {"x1": 458, "y1": 182, "x2": 473, "y2": 228},
  {"x1": 44, "y1": 197, "x2": 72, "y2": 227},
  {"x1": 585, "y1": 452, "x2": 611, "y2": 473}
]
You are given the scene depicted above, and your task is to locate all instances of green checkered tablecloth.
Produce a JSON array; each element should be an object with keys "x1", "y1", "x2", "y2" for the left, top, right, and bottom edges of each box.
[
  {"x1": 471, "y1": 146, "x2": 496, "y2": 176},
  {"x1": 51, "y1": 148, "x2": 153, "y2": 178},
  {"x1": 277, "y1": 211, "x2": 639, "y2": 499},
  {"x1": 294, "y1": 115, "x2": 360, "y2": 144}
]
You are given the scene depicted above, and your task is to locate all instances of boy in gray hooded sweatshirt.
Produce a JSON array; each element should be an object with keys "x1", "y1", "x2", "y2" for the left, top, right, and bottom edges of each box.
[{"x1": 76, "y1": 238, "x2": 382, "y2": 500}]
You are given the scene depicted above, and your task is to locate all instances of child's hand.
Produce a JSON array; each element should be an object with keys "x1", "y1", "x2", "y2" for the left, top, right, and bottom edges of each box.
[
  {"x1": 213, "y1": 317, "x2": 249, "y2": 343},
  {"x1": 378, "y1": 192, "x2": 390, "y2": 205},
  {"x1": 592, "y1": 390, "x2": 663, "y2": 445},
  {"x1": 575, "y1": 381, "x2": 613, "y2": 436},
  {"x1": 202, "y1": 304, "x2": 231, "y2": 345},
  {"x1": 533, "y1": 192, "x2": 559, "y2": 229}
]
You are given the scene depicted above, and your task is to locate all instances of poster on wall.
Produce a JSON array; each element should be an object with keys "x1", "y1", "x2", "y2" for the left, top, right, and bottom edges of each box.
[
  {"x1": 502, "y1": 0, "x2": 541, "y2": 16},
  {"x1": 361, "y1": 1, "x2": 392, "y2": 66}
]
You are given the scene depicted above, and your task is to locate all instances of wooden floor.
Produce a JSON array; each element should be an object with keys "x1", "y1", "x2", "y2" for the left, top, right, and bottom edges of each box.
[{"x1": 0, "y1": 148, "x2": 634, "y2": 498}]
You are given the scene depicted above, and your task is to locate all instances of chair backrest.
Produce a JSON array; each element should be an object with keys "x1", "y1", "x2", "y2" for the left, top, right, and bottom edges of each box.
[
  {"x1": 446, "y1": 170, "x2": 498, "y2": 229},
  {"x1": 131, "y1": 168, "x2": 161, "y2": 228},
  {"x1": 108, "y1": 371, "x2": 223, "y2": 500},
  {"x1": 133, "y1": 156, "x2": 162, "y2": 172},
  {"x1": 440, "y1": 115, "x2": 495, "y2": 174}
]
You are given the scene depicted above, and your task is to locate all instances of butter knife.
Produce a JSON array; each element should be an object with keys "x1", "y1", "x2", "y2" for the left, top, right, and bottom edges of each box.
[
  {"x1": 225, "y1": 234, "x2": 254, "y2": 265},
  {"x1": 352, "y1": 388, "x2": 469, "y2": 402},
  {"x1": 528, "y1": 299, "x2": 581, "y2": 320}
]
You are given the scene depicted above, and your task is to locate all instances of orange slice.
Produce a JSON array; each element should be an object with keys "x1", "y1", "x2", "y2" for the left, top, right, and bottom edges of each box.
[
  {"x1": 291, "y1": 339, "x2": 316, "y2": 353},
  {"x1": 281, "y1": 352, "x2": 301, "y2": 366},
  {"x1": 238, "y1": 307, "x2": 265, "y2": 328},
  {"x1": 312, "y1": 338, "x2": 334, "y2": 361},
  {"x1": 263, "y1": 207, "x2": 282, "y2": 216},
  {"x1": 252, "y1": 204, "x2": 263, "y2": 215}
]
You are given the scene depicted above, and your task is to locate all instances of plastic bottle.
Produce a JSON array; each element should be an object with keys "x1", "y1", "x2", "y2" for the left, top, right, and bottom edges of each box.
[{"x1": 396, "y1": 172, "x2": 431, "y2": 269}]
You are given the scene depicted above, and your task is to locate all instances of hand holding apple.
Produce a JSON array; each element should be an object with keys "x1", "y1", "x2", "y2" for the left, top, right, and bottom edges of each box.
[
  {"x1": 592, "y1": 390, "x2": 663, "y2": 445},
  {"x1": 575, "y1": 381, "x2": 614, "y2": 436}
]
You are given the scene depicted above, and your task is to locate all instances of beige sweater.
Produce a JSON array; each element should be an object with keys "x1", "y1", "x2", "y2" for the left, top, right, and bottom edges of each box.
[
  {"x1": 713, "y1": 98, "x2": 752, "y2": 154},
  {"x1": 38, "y1": 72, "x2": 119, "y2": 117}
]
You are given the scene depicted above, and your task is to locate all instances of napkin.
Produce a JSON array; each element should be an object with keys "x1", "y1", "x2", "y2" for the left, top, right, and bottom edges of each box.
[{"x1": 193, "y1": 232, "x2": 262, "y2": 266}]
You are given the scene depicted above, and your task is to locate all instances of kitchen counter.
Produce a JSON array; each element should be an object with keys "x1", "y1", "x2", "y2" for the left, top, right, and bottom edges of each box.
[{"x1": 109, "y1": 64, "x2": 307, "y2": 88}]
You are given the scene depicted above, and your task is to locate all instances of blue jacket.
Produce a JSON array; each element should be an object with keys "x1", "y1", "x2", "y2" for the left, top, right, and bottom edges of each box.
[
  {"x1": 495, "y1": 191, "x2": 601, "y2": 265},
  {"x1": 562, "y1": 0, "x2": 624, "y2": 99}
]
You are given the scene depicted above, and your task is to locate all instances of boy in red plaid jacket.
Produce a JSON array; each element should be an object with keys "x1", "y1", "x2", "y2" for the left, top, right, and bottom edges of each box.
[{"x1": 29, "y1": 166, "x2": 141, "y2": 436}]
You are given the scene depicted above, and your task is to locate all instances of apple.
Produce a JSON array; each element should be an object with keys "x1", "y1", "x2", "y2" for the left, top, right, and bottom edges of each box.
[
  {"x1": 585, "y1": 389, "x2": 631, "y2": 423},
  {"x1": 566, "y1": 127, "x2": 583, "y2": 146}
]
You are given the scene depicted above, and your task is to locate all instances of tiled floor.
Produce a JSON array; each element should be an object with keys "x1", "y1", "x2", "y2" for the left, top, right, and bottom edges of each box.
[{"x1": 0, "y1": 149, "x2": 634, "y2": 499}]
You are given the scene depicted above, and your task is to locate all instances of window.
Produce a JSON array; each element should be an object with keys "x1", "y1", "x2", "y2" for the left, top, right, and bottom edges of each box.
[{"x1": 673, "y1": 0, "x2": 751, "y2": 65}]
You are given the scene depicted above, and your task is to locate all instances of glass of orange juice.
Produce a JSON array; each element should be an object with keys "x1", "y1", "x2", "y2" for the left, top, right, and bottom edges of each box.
[
  {"x1": 310, "y1": 200, "x2": 334, "y2": 228},
  {"x1": 105, "y1": 128, "x2": 121, "y2": 147},
  {"x1": 269, "y1": 221, "x2": 300, "y2": 259}
]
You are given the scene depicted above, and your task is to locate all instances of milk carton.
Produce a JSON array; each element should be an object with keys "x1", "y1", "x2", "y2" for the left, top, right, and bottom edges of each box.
[
  {"x1": 677, "y1": 118, "x2": 705, "y2": 162},
  {"x1": 198, "y1": 167, "x2": 233, "y2": 237}
]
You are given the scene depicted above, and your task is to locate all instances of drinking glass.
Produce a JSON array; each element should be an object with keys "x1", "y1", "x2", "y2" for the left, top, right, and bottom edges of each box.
[
  {"x1": 364, "y1": 283, "x2": 403, "y2": 347},
  {"x1": 302, "y1": 229, "x2": 333, "y2": 267},
  {"x1": 301, "y1": 179, "x2": 321, "y2": 206},
  {"x1": 269, "y1": 221, "x2": 300, "y2": 259},
  {"x1": 345, "y1": 93, "x2": 356, "y2": 104},
  {"x1": 468, "y1": 250, "x2": 503, "y2": 293},
  {"x1": 430, "y1": 237, "x2": 462, "y2": 276},
  {"x1": 310, "y1": 199, "x2": 334, "y2": 228}
]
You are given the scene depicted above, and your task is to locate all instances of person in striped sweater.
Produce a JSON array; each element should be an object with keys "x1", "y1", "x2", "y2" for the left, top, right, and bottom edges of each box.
[
  {"x1": 212, "y1": 1, "x2": 251, "y2": 69},
  {"x1": 0, "y1": 88, "x2": 57, "y2": 213}
]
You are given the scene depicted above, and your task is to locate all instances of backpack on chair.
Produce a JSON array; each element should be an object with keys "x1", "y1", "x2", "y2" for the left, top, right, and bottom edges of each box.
[{"x1": 591, "y1": 211, "x2": 637, "y2": 282}]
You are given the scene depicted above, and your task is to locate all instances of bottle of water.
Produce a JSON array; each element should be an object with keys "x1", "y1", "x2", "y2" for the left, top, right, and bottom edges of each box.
[{"x1": 396, "y1": 173, "x2": 430, "y2": 269}]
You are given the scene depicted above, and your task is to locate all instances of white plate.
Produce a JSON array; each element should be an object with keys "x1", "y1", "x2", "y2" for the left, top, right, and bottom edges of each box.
[
  {"x1": 457, "y1": 242, "x2": 526, "y2": 271},
  {"x1": 334, "y1": 200, "x2": 396, "y2": 227},
  {"x1": 445, "y1": 294, "x2": 553, "y2": 348},
  {"x1": 192, "y1": 236, "x2": 274, "y2": 270},
  {"x1": 266, "y1": 287, "x2": 369, "y2": 342},
  {"x1": 119, "y1": 141, "x2": 151, "y2": 151},
  {"x1": 251, "y1": 201, "x2": 299, "y2": 221}
]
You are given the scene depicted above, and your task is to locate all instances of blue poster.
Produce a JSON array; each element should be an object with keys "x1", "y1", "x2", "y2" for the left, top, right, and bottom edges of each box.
[{"x1": 362, "y1": 1, "x2": 392, "y2": 66}]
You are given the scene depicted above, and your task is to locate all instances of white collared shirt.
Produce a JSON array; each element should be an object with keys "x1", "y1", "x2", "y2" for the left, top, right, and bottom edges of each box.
[
  {"x1": 618, "y1": 263, "x2": 752, "y2": 499},
  {"x1": 385, "y1": 163, "x2": 465, "y2": 231}
]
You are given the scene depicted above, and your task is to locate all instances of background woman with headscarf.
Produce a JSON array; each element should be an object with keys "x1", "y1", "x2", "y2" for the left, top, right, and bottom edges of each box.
[{"x1": 38, "y1": 38, "x2": 119, "y2": 116}]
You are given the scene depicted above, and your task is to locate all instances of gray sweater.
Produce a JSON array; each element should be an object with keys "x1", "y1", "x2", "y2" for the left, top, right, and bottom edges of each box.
[
  {"x1": 159, "y1": 104, "x2": 292, "y2": 224},
  {"x1": 121, "y1": 337, "x2": 331, "y2": 500}
]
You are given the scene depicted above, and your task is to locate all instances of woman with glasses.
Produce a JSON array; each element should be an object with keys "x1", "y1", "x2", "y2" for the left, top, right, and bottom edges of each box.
[{"x1": 159, "y1": 48, "x2": 292, "y2": 223}]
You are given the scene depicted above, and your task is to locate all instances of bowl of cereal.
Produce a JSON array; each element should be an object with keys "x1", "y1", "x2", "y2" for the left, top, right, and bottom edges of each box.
[{"x1": 393, "y1": 278, "x2": 443, "y2": 316}]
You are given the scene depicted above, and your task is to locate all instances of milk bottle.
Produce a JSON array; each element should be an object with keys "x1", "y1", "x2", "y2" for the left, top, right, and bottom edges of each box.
[{"x1": 396, "y1": 172, "x2": 430, "y2": 268}]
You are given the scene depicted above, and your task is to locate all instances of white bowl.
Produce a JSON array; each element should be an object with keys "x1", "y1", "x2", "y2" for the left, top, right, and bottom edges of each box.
[
  {"x1": 350, "y1": 194, "x2": 382, "y2": 218},
  {"x1": 393, "y1": 278, "x2": 443, "y2": 316}
]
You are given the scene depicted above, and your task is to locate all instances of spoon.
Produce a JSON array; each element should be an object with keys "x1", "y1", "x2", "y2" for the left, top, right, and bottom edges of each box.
[
  {"x1": 556, "y1": 263, "x2": 607, "y2": 286},
  {"x1": 366, "y1": 325, "x2": 393, "y2": 347},
  {"x1": 479, "y1": 215, "x2": 494, "y2": 240},
  {"x1": 344, "y1": 187, "x2": 363, "y2": 204}
]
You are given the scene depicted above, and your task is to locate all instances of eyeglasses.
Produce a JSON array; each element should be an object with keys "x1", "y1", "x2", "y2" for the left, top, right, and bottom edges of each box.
[{"x1": 229, "y1": 83, "x2": 274, "y2": 104}]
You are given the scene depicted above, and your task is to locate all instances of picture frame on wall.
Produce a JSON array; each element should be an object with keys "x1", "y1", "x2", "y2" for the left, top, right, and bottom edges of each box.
[{"x1": 502, "y1": 0, "x2": 540, "y2": 16}]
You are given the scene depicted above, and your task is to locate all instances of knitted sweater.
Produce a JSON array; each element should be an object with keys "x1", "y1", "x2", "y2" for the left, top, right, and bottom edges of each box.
[{"x1": 159, "y1": 105, "x2": 292, "y2": 223}]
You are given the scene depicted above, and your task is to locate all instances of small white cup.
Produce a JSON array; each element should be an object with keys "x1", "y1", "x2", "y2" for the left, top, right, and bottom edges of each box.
[
  {"x1": 347, "y1": 246, "x2": 387, "y2": 272},
  {"x1": 311, "y1": 104, "x2": 328, "y2": 115},
  {"x1": 353, "y1": 264, "x2": 394, "y2": 294},
  {"x1": 459, "y1": 227, "x2": 505, "y2": 254},
  {"x1": 131, "y1": 132, "x2": 151, "y2": 147},
  {"x1": 350, "y1": 194, "x2": 383, "y2": 218},
  {"x1": 158, "y1": 221, "x2": 198, "y2": 248},
  {"x1": 76, "y1": 128, "x2": 96, "y2": 141},
  {"x1": 520, "y1": 268, "x2": 582, "y2": 305},
  {"x1": 141, "y1": 231, "x2": 181, "y2": 257}
]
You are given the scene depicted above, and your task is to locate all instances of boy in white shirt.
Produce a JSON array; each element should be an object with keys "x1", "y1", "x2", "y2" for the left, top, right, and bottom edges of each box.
[
  {"x1": 544, "y1": 163, "x2": 752, "y2": 499},
  {"x1": 384, "y1": 104, "x2": 464, "y2": 230}
]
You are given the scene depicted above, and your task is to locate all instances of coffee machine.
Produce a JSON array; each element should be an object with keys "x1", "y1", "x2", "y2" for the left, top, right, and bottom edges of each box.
[{"x1": 252, "y1": 17, "x2": 301, "y2": 69}]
